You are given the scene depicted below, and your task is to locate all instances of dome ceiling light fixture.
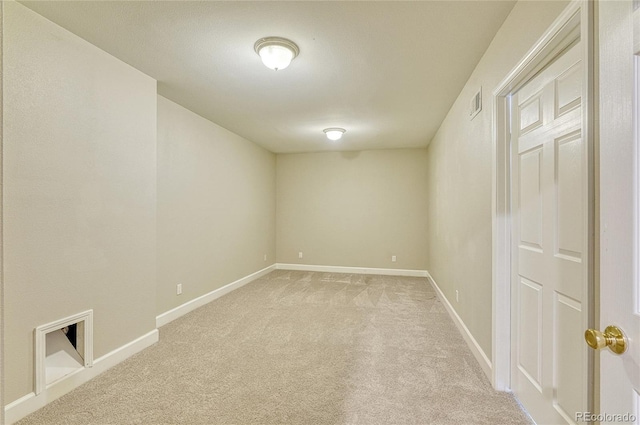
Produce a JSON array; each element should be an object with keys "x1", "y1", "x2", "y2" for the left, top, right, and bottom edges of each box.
[
  {"x1": 323, "y1": 128, "x2": 346, "y2": 141},
  {"x1": 254, "y1": 37, "x2": 299, "y2": 71}
]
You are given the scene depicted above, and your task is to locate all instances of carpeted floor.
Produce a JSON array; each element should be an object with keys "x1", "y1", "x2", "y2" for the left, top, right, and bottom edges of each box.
[{"x1": 17, "y1": 270, "x2": 532, "y2": 424}]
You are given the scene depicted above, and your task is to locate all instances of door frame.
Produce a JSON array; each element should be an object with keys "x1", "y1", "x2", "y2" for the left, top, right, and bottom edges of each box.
[
  {"x1": 491, "y1": 0, "x2": 595, "y2": 405},
  {"x1": 1, "y1": 2, "x2": 5, "y2": 423}
]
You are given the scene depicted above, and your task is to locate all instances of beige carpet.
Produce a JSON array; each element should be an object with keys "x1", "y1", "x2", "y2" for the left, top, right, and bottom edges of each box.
[{"x1": 17, "y1": 270, "x2": 532, "y2": 424}]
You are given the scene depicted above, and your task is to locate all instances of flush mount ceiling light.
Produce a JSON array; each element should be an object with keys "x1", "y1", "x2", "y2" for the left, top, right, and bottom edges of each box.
[
  {"x1": 323, "y1": 128, "x2": 346, "y2": 141},
  {"x1": 254, "y1": 37, "x2": 299, "y2": 71}
]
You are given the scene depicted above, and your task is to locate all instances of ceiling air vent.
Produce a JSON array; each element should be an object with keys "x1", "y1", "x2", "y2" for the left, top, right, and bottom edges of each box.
[{"x1": 470, "y1": 88, "x2": 482, "y2": 120}]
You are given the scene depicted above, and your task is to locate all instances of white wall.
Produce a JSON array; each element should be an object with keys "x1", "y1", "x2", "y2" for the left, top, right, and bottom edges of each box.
[
  {"x1": 4, "y1": 2, "x2": 157, "y2": 404},
  {"x1": 276, "y1": 149, "x2": 428, "y2": 271},
  {"x1": 425, "y1": 0, "x2": 569, "y2": 359},
  {"x1": 156, "y1": 96, "x2": 276, "y2": 315}
]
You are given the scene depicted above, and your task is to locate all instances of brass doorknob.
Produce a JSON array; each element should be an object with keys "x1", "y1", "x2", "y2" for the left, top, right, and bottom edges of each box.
[{"x1": 584, "y1": 325, "x2": 627, "y2": 355}]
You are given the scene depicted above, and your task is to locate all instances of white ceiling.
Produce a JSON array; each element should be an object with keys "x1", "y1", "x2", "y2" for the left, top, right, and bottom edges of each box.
[{"x1": 20, "y1": 1, "x2": 516, "y2": 153}]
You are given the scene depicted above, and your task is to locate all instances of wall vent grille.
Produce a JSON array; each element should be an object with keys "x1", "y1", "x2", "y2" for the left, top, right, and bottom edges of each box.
[{"x1": 470, "y1": 88, "x2": 482, "y2": 119}]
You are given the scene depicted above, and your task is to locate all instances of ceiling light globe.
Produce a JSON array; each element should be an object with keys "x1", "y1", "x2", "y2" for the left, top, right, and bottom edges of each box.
[
  {"x1": 259, "y1": 45, "x2": 294, "y2": 71},
  {"x1": 254, "y1": 37, "x2": 299, "y2": 71},
  {"x1": 323, "y1": 128, "x2": 346, "y2": 141}
]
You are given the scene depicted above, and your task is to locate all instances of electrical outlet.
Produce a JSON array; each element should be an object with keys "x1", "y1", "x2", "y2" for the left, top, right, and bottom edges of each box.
[
  {"x1": 456, "y1": 290, "x2": 459, "y2": 302},
  {"x1": 177, "y1": 284, "x2": 183, "y2": 295},
  {"x1": 391, "y1": 255, "x2": 397, "y2": 262},
  {"x1": 298, "y1": 251, "x2": 303, "y2": 259},
  {"x1": 264, "y1": 254, "x2": 267, "y2": 261}
]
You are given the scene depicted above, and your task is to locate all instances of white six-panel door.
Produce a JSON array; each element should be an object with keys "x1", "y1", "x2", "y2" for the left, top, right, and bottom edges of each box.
[
  {"x1": 598, "y1": 1, "x2": 640, "y2": 423},
  {"x1": 510, "y1": 41, "x2": 588, "y2": 424}
]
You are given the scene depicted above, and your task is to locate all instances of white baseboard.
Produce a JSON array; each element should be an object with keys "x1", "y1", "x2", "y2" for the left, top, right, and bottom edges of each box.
[
  {"x1": 426, "y1": 271, "x2": 492, "y2": 381},
  {"x1": 276, "y1": 263, "x2": 428, "y2": 277},
  {"x1": 5, "y1": 329, "x2": 159, "y2": 425},
  {"x1": 156, "y1": 264, "x2": 277, "y2": 328}
]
